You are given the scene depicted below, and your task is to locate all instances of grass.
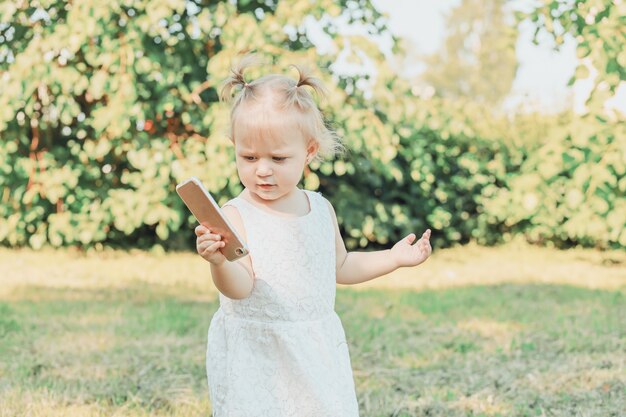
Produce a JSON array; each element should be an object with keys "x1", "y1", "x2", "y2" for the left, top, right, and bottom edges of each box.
[{"x1": 1, "y1": 242, "x2": 625, "y2": 417}]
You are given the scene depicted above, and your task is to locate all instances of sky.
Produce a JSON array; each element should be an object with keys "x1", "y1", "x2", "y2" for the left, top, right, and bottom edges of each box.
[{"x1": 352, "y1": 0, "x2": 625, "y2": 114}]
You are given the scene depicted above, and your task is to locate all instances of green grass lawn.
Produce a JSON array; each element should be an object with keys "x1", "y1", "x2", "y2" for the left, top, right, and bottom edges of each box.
[{"x1": 1, "y1": 245, "x2": 625, "y2": 417}]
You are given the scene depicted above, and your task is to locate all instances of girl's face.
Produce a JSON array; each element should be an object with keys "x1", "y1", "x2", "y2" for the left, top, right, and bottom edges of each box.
[{"x1": 234, "y1": 121, "x2": 317, "y2": 203}]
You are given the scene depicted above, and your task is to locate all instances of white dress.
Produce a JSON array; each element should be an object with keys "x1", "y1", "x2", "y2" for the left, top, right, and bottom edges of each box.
[{"x1": 206, "y1": 190, "x2": 360, "y2": 417}]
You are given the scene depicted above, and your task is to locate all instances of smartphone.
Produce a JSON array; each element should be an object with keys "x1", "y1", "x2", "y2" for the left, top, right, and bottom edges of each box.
[{"x1": 176, "y1": 177, "x2": 249, "y2": 261}]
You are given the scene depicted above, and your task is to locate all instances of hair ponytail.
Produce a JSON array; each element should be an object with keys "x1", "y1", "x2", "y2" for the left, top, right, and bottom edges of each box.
[
  {"x1": 220, "y1": 54, "x2": 261, "y2": 102},
  {"x1": 286, "y1": 64, "x2": 328, "y2": 110}
]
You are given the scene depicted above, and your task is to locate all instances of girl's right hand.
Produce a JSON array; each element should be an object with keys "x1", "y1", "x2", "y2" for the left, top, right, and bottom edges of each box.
[{"x1": 195, "y1": 225, "x2": 227, "y2": 266}]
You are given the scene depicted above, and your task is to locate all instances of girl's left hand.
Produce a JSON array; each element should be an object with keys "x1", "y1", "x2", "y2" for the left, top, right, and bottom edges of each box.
[{"x1": 391, "y1": 229, "x2": 432, "y2": 268}]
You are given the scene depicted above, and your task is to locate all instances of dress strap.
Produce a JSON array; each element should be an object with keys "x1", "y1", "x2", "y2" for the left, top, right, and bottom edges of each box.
[
  {"x1": 221, "y1": 197, "x2": 257, "y2": 251},
  {"x1": 303, "y1": 189, "x2": 322, "y2": 212},
  {"x1": 222, "y1": 196, "x2": 253, "y2": 219},
  {"x1": 302, "y1": 190, "x2": 320, "y2": 211}
]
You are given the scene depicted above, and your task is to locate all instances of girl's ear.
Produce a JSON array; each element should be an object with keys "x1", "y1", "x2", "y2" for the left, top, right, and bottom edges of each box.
[{"x1": 306, "y1": 141, "x2": 319, "y2": 164}]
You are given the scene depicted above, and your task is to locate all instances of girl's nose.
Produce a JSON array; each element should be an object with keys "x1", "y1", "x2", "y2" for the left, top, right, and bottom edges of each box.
[{"x1": 256, "y1": 162, "x2": 272, "y2": 176}]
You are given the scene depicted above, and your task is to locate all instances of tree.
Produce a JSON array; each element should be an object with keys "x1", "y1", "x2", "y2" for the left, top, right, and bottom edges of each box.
[
  {"x1": 0, "y1": 0, "x2": 389, "y2": 249},
  {"x1": 419, "y1": 0, "x2": 518, "y2": 107},
  {"x1": 484, "y1": 0, "x2": 626, "y2": 248},
  {"x1": 527, "y1": 0, "x2": 625, "y2": 117}
]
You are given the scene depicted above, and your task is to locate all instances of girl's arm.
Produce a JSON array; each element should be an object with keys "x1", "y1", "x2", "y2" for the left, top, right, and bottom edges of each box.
[
  {"x1": 325, "y1": 200, "x2": 432, "y2": 285},
  {"x1": 197, "y1": 205, "x2": 255, "y2": 299},
  {"x1": 210, "y1": 260, "x2": 254, "y2": 299}
]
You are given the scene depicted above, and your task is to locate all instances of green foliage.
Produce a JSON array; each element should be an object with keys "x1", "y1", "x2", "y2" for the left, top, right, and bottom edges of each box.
[
  {"x1": 527, "y1": 0, "x2": 625, "y2": 105},
  {"x1": 487, "y1": 0, "x2": 626, "y2": 248},
  {"x1": 0, "y1": 0, "x2": 381, "y2": 250},
  {"x1": 484, "y1": 112, "x2": 626, "y2": 248},
  {"x1": 317, "y1": 77, "x2": 513, "y2": 249},
  {"x1": 0, "y1": 0, "x2": 623, "y2": 250}
]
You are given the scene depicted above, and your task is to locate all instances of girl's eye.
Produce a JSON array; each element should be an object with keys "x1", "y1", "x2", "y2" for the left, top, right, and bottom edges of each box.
[
  {"x1": 272, "y1": 157, "x2": 287, "y2": 162},
  {"x1": 243, "y1": 156, "x2": 256, "y2": 161}
]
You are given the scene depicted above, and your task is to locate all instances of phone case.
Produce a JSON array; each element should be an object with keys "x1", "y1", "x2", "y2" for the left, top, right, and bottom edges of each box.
[{"x1": 176, "y1": 177, "x2": 249, "y2": 262}]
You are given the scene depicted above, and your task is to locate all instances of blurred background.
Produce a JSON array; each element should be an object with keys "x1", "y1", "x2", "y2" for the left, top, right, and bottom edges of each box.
[
  {"x1": 0, "y1": 0, "x2": 624, "y2": 251},
  {"x1": 1, "y1": 1, "x2": 624, "y2": 416}
]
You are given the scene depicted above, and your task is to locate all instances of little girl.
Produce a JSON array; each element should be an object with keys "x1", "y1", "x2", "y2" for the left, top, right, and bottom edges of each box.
[{"x1": 195, "y1": 55, "x2": 432, "y2": 417}]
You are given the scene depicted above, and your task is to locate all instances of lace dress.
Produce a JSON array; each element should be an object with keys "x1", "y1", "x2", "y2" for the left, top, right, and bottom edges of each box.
[{"x1": 206, "y1": 190, "x2": 360, "y2": 417}]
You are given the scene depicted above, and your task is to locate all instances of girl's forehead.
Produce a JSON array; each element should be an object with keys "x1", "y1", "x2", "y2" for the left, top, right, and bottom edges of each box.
[
  {"x1": 233, "y1": 105, "x2": 307, "y2": 150},
  {"x1": 234, "y1": 133, "x2": 303, "y2": 153}
]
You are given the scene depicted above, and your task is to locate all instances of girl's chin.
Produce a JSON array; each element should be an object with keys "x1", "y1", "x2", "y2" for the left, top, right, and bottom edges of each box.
[
  {"x1": 249, "y1": 189, "x2": 280, "y2": 201},
  {"x1": 245, "y1": 185, "x2": 297, "y2": 200}
]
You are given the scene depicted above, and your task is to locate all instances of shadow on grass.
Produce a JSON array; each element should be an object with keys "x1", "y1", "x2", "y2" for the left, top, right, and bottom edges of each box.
[{"x1": 1, "y1": 283, "x2": 624, "y2": 416}]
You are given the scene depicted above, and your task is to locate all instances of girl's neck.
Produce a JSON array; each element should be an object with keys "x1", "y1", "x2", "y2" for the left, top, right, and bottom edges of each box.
[{"x1": 243, "y1": 188, "x2": 310, "y2": 217}]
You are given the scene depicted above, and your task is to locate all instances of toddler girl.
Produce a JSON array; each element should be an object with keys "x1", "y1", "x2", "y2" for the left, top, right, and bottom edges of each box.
[{"x1": 195, "y1": 55, "x2": 432, "y2": 417}]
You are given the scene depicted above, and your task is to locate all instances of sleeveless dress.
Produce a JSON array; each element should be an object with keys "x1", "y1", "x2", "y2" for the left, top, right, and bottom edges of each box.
[{"x1": 206, "y1": 190, "x2": 360, "y2": 417}]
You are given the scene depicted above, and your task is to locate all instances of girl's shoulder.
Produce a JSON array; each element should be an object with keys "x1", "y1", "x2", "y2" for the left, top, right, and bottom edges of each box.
[
  {"x1": 303, "y1": 188, "x2": 322, "y2": 202},
  {"x1": 305, "y1": 190, "x2": 337, "y2": 219},
  {"x1": 221, "y1": 190, "x2": 247, "y2": 209},
  {"x1": 220, "y1": 194, "x2": 248, "y2": 226}
]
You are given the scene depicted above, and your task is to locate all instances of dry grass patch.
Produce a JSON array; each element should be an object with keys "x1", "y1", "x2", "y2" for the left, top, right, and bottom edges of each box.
[
  {"x1": 531, "y1": 356, "x2": 626, "y2": 395},
  {"x1": 451, "y1": 391, "x2": 511, "y2": 416},
  {"x1": 0, "y1": 388, "x2": 211, "y2": 417},
  {"x1": 359, "y1": 241, "x2": 626, "y2": 291},
  {"x1": 0, "y1": 248, "x2": 215, "y2": 300},
  {"x1": 457, "y1": 318, "x2": 523, "y2": 353},
  {"x1": 2, "y1": 241, "x2": 624, "y2": 301}
]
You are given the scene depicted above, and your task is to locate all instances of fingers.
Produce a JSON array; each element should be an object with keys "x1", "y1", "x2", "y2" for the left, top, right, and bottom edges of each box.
[
  {"x1": 195, "y1": 224, "x2": 224, "y2": 256},
  {"x1": 407, "y1": 229, "x2": 431, "y2": 245},
  {"x1": 197, "y1": 232, "x2": 222, "y2": 244},
  {"x1": 411, "y1": 229, "x2": 432, "y2": 256},
  {"x1": 200, "y1": 240, "x2": 225, "y2": 255},
  {"x1": 419, "y1": 234, "x2": 432, "y2": 256},
  {"x1": 194, "y1": 225, "x2": 227, "y2": 265},
  {"x1": 195, "y1": 225, "x2": 222, "y2": 241},
  {"x1": 197, "y1": 239, "x2": 223, "y2": 255},
  {"x1": 194, "y1": 225, "x2": 208, "y2": 236},
  {"x1": 197, "y1": 235, "x2": 222, "y2": 255},
  {"x1": 195, "y1": 224, "x2": 218, "y2": 236}
]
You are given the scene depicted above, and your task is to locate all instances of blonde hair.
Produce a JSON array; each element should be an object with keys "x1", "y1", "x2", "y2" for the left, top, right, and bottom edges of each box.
[{"x1": 220, "y1": 55, "x2": 344, "y2": 162}]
